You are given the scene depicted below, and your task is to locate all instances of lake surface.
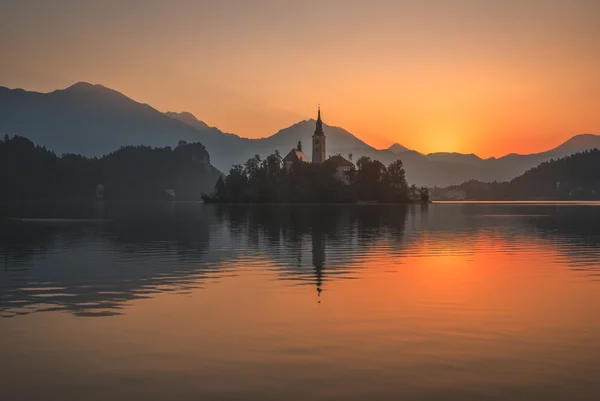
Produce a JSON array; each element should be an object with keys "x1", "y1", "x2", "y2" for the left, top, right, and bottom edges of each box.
[{"x1": 1, "y1": 203, "x2": 600, "y2": 400}]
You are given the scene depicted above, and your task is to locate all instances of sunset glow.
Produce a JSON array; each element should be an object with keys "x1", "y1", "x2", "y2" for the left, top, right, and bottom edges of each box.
[{"x1": 1, "y1": 0, "x2": 599, "y2": 156}]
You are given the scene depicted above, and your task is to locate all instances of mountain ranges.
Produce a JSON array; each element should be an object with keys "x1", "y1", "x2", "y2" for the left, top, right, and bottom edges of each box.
[{"x1": 1, "y1": 82, "x2": 598, "y2": 187}]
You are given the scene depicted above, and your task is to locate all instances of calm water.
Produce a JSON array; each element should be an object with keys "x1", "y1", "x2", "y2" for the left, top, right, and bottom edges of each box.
[{"x1": 1, "y1": 203, "x2": 600, "y2": 400}]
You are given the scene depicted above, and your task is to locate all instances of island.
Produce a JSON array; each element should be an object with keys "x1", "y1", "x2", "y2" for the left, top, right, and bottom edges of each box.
[{"x1": 201, "y1": 108, "x2": 428, "y2": 204}]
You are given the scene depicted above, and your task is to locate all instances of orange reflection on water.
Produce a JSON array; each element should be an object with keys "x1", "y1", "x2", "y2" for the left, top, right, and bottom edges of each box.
[{"x1": 2, "y1": 221, "x2": 600, "y2": 400}]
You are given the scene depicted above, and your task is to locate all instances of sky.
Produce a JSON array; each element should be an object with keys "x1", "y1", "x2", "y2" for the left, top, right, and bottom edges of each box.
[{"x1": 1, "y1": 0, "x2": 599, "y2": 157}]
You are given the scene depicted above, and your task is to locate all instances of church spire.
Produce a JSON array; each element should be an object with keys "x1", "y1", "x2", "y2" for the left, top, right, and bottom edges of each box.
[
  {"x1": 312, "y1": 105, "x2": 326, "y2": 163},
  {"x1": 314, "y1": 105, "x2": 324, "y2": 136}
]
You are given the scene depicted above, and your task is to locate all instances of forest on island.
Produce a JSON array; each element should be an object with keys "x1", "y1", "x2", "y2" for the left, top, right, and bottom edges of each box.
[{"x1": 203, "y1": 152, "x2": 429, "y2": 203}]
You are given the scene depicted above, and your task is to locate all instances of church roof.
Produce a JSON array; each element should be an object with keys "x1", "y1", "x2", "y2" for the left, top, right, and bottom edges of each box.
[
  {"x1": 283, "y1": 149, "x2": 309, "y2": 163},
  {"x1": 324, "y1": 155, "x2": 354, "y2": 168}
]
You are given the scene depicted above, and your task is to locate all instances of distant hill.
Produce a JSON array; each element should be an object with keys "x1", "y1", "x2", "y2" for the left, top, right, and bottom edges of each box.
[
  {"x1": 424, "y1": 152, "x2": 482, "y2": 165},
  {"x1": 444, "y1": 149, "x2": 600, "y2": 200},
  {"x1": 262, "y1": 119, "x2": 378, "y2": 159},
  {"x1": 168, "y1": 112, "x2": 408, "y2": 173},
  {"x1": 388, "y1": 143, "x2": 412, "y2": 153},
  {"x1": 551, "y1": 133, "x2": 600, "y2": 154},
  {"x1": 165, "y1": 111, "x2": 211, "y2": 130},
  {"x1": 0, "y1": 82, "x2": 227, "y2": 158},
  {"x1": 1, "y1": 83, "x2": 598, "y2": 187}
]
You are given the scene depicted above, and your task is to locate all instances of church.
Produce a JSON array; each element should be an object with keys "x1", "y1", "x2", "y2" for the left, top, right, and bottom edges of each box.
[{"x1": 282, "y1": 107, "x2": 354, "y2": 185}]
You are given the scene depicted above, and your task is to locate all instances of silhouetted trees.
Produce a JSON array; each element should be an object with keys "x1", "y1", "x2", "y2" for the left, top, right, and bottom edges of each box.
[
  {"x1": 0, "y1": 135, "x2": 221, "y2": 201},
  {"x1": 1, "y1": 135, "x2": 426, "y2": 204},
  {"x1": 417, "y1": 187, "x2": 428, "y2": 203},
  {"x1": 0, "y1": 136, "x2": 98, "y2": 201},
  {"x1": 205, "y1": 153, "x2": 350, "y2": 203},
  {"x1": 204, "y1": 152, "x2": 414, "y2": 203},
  {"x1": 99, "y1": 142, "x2": 220, "y2": 200},
  {"x1": 446, "y1": 149, "x2": 600, "y2": 200}
]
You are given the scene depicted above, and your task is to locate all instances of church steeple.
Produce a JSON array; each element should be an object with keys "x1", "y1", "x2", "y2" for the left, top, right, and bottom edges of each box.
[
  {"x1": 312, "y1": 105, "x2": 326, "y2": 163},
  {"x1": 314, "y1": 105, "x2": 324, "y2": 137}
]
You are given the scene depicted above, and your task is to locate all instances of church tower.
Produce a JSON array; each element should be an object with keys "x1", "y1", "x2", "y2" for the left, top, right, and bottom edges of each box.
[{"x1": 312, "y1": 106, "x2": 326, "y2": 163}]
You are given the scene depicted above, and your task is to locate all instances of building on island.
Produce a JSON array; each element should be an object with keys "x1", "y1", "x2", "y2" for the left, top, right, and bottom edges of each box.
[
  {"x1": 312, "y1": 106, "x2": 326, "y2": 164},
  {"x1": 282, "y1": 140, "x2": 309, "y2": 171},
  {"x1": 324, "y1": 155, "x2": 354, "y2": 185},
  {"x1": 283, "y1": 107, "x2": 355, "y2": 185}
]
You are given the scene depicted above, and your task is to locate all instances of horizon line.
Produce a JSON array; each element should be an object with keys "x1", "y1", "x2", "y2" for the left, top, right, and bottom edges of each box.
[{"x1": 2, "y1": 81, "x2": 598, "y2": 159}]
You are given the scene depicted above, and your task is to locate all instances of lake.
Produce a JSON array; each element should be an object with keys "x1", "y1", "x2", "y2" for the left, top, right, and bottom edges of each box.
[{"x1": 1, "y1": 202, "x2": 600, "y2": 400}]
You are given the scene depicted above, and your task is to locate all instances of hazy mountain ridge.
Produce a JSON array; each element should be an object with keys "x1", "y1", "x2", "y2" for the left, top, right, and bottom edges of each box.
[
  {"x1": 1, "y1": 82, "x2": 598, "y2": 186},
  {"x1": 165, "y1": 111, "x2": 211, "y2": 131},
  {"x1": 174, "y1": 110, "x2": 600, "y2": 185},
  {"x1": 425, "y1": 152, "x2": 482, "y2": 165},
  {"x1": 0, "y1": 82, "x2": 221, "y2": 158},
  {"x1": 445, "y1": 149, "x2": 600, "y2": 200},
  {"x1": 388, "y1": 143, "x2": 412, "y2": 153},
  {"x1": 552, "y1": 134, "x2": 600, "y2": 153}
]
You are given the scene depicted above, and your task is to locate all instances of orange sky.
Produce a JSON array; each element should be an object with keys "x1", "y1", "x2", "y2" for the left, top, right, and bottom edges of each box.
[{"x1": 1, "y1": 0, "x2": 599, "y2": 157}]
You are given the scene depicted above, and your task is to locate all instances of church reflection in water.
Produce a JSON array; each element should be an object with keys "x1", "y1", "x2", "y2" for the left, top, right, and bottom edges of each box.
[
  {"x1": 0, "y1": 204, "x2": 412, "y2": 316},
  {"x1": 3, "y1": 202, "x2": 600, "y2": 317},
  {"x1": 312, "y1": 225, "x2": 325, "y2": 301}
]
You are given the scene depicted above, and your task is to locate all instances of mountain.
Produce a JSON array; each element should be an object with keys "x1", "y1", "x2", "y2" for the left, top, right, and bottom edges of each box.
[
  {"x1": 1, "y1": 83, "x2": 598, "y2": 187},
  {"x1": 551, "y1": 134, "x2": 600, "y2": 154},
  {"x1": 262, "y1": 119, "x2": 377, "y2": 158},
  {"x1": 168, "y1": 113, "x2": 400, "y2": 173},
  {"x1": 509, "y1": 148, "x2": 600, "y2": 199},
  {"x1": 425, "y1": 152, "x2": 482, "y2": 165},
  {"x1": 0, "y1": 82, "x2": 232, "y2": 159},
  {"x1": 445, "y1": 149, "x2": 600, "y2": 200},
  {"x1": 474, "y1": 134, "x2": 600, "y2": 184},
  {"x1": 165, "y1": 111, "x2": 211, "y2": 130},
  {"x1": 388, "y1": 143, "x2": 411, "y2": 153}
]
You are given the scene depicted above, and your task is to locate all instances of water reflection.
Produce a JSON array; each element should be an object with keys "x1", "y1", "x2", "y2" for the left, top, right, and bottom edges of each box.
[
  {"x1": 0, "y1": 203, "x2": 223, "y2": 317},
  {"x1": 220, "y1": 205, "x2": 410, "y2": 297},
  {"x1": 1, "y1": 203, "x2": 600, "y2": 318}
]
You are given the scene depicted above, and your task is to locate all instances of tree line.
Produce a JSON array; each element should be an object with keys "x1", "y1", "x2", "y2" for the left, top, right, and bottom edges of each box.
[
  {"x1": 444, "y1": 149, "x2": 600, "y2": 200},
  {"x1": 0, "y1": 135, "x2": 221, "y2": 202},
  {"x1": 203, "y1": 151, "x2": 429, "y2": 203},
  {"x1": 1, "y1": 135, "x2": 429, "y2": 204}
]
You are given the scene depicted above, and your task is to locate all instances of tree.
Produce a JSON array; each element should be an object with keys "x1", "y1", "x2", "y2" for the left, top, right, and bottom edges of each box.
[
  {"x1": 297, "y1": 141, "x2": 302, "y2": 152},
  {"x1": 419, "y1": 186, "x2": 429, "y2": 203},
  {"x1": 214, "y1": 176, "x2": 225, "y2": 200},
  {"x1": 354, "y1": 157, "x2": 387, "y2": 201},
  {"x1": 0, "y1": 136, "x2": 220, "y2": 202},
  {"x1": 224, "y1": 164, "x2": 248, "y2": 201},
  {"x1": 409, "y1": 184, "x2": 418, "y2": 201},
  {"x1": 244, "y1": 155, "x2": 262, "y2": 184},
  {"x1": 264, "y1": 153, "x2": 282, "y2": 177},
  {"x1": 356, "y1": 156, "x2": 371, "y2": 171},
  {"x1": 382, "y1": 159, "x2": 409, "y2": 202},
  {"x1": 386, "y1": 160, "x2": 407, "y2": 189}
]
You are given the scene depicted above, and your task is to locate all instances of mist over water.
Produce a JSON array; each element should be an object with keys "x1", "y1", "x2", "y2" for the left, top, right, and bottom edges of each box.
[{"x1": 1, "y1": 203, "x2": 600, "y2": 400}]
